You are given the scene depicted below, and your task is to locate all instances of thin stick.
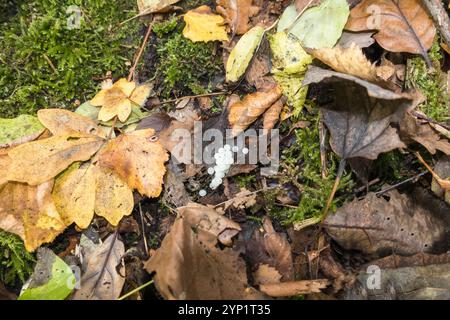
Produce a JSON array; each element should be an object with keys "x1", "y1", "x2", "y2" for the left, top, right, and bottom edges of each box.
[
  {"x1": 138, "y1": 202, "x2": 149, "y2": 255},
  {"x1": 151, "y1": 91, "x2": 229, "y2": 107},
  {"x1": 117, "y1": 280, "x2": 154, "y2": 300},
  {"x1": 43, "y1": 54, "x2": 58, "y2": 74},
  {"x1": 128, "y1": 23, "x2": 153, "y2": 82},
  {"x1": 322, "y1": 159, "x2": 346, "y2": 221},
  {"x1": 374, "y1": 171, "x2": 427, "y2": 196},
  {"x1": 319, "y1": 116, "x2": 328, "y2": 179},
  {"x1": 422, "y1": 0, "x2": 450, "y2": 53}
]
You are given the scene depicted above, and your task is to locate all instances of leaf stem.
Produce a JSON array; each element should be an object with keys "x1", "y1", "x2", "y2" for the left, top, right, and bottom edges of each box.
[
  {"x1": 128, "y1": 22, "x2": 153, "y2": 82},
  {"x1": 117, "y1": 279, "x2": 154, "y2": 300},
  {"x1": 321, "y1": 159, "x2": 346, "y2": 222}
]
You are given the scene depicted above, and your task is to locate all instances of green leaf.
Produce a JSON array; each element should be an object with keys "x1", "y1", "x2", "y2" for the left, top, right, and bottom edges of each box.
[
  {"x1": 18, "y1": 248, "x2": 75, "y2": 300},
  {"x1": 269, "y1": 32, "x2": 313, "y2": 114},
  {"x1": 281, "y1": 0, "x2": 349, "y2": 49},
  {"x1": 277, "y1": 4, "x2": 298, "y2": 33},
  {"x1": 0, "y1": 115, "x2": 44, "y2": 146},
  {"x1": 226, "y1": 26, "x2": 265, "y2": 83},
  {"x1": 75, "y1": 101, "x2": 99, "y2": 121}
]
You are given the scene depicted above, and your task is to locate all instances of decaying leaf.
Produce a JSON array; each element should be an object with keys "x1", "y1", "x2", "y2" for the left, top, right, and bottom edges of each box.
[
  {"x1": 226, "y1": 26, "x2": 265, "y2": 82},
  {"x1": 346, "y1": 0, "x2": 436, "y2": 63},
  {"x1": 228, "y1": 86, "x2": 282, "y2": 136},
  {"x1": 295, "y1": 0, "x2": 321, "y2": 12},
  {"x1": 279, "y1": 0, "x2": 350, "y2": 49},
  {"x1": 6, "y1": 134, "x2": 104, "y2": 186},
  {"x1": 263, "y1": 98, "x2": 284, "y2": 132},
  {"x1": 145, "y1": 204, "x2": 265, "y2": 299},
  {"x1": 304, "y1": 66, "x2": 411, "y2": 161},
  {"x1": 91, "y1": 78, "x2": 152, "y2": 122},
  {"x1": 259, "y1": 279, "x2": 329, "y2": 297},
  {"x1": 0, "y1": 180, "x2": 66, "y2": 252},
  {"x1": 183, "y1": 6, "x2": 229, "y2": 43},
  {"x1": 216, "y1": 0, "x2": 260, "y2": 35},
  {"x1": 344, "y1": 263, "x2": 450, "y2": 300},
  {"x1": 72, "y1": 233, "x2": 125, "y2": 300},
  {"x1": 429, "y1": 155, "x2": 450, "y2": 203},
  {"x1": 137, "y1": 0, "x2": 180, "y2": 14},
  {"x1": 37, "y1": 109, "x2": 106, "y2": 138},
  {"x1": 324, "y1": 190, "x2": 448, "y2": 257},
  {"x1": 220, "y1": 187, "x2": 257, "y2": 211},
  {"x1": 18, "y1": 248, "x2": 75, "y2": 300},
  {"x1": 311, "y1": 44, "x2": 388, "y2": 84},
  {"x1": 400, "y1": 113, "x2": 450, "y2": 155},
  {"x1": 337, "y1": 31, "x2": 375, "y2": 49},
  {"x1": 0, "y1": 115, "x2": 44, "y2": 148},
  {"x1": 99, "y1": 129, "x2": 169, "y2": 198},
  {"x1": 269, "y1": 32, "x2": 312, "y2": 115},
  {"x1": 253, "y1": 264, "x2": 282, "y2": 285}
]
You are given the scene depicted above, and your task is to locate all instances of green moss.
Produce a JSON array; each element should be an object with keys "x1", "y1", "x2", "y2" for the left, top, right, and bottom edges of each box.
[
  {"x1": 153, "y1": 17, "x2": 223, "y2": 99},
  {"x1": 0, "y1": 0, "x2": 141, "y2": 118},
  {"x1": 268, "y1": 112, "x2": 355, "y2": 225},
  {"x1": 0, "y1": 231, "x2": 35, "y2": 286},
  {"x1": 406, "y1": 39, "x2": 449, "y2": 122},
  {"x1": 236, "y1": 174, "x2": 257, "y2": 189}
]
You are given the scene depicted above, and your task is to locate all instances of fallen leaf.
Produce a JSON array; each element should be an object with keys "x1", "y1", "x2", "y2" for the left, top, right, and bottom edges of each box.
[
  {"x1": 324, "y1": 190, "x2": 448, "y2": 257},
  {"x1": 263, "y1": 98, "x2": 284, "y2": 132},
  {"x1": 216, "y1": 0, "x2": 260, "y2": 35},
  {"x1": 221, "y1": 187, "x2": 257, "y2": 211},
  {"x1": 0, "y1": 180, "x2": 66, "y2": 252},
  {"x1": 0, "y1": 115, "x2": 44, "y2": 148},
  {"x1": 91, "y1": 78, "x2": 151, "y2": 122},
  {"x1": 279, "y1": 0, "x2": 350, "y2": 49},
  {"x1": 303, "y1": 66, "x2": 411, "y2": 160},
  {"x1": 72, "y1": 233, "x2": 125, "y2": 300},
  {"x1": 253, "y1": 264, "x2": 282, "y2": 285},
  {"x1": 337, "y1": 31, "x2": 375, "y2": 49},
  {"x1": 6, "y1": 134, "x2": 104, "y2": 186},
  {"x1": 226, "y1": 26, "x2": 265, "y2": 82},
  {"x1": 99, "y1": 129, "x2": 169, "y2": 198},
  {"x1": 145, "y1": 204, "x2": 264, "y2": 299},
  {"x1": 183, "y1": 6, "x2": 229, "y2": 43},
  {"x1": 400, "y1": 113, "x2": 450, "y2": 155},
  {"x1": 269, "y1": 32, "x2": 312, "y2": 115},
  {"x1": 429, "y1": 155, "x2": 450, "y2": 203},
  {"x1": 0, "y1": 152, "x2": 11, "y2": 187},
  {"x1": 365, "y1": 252, "x2": 450, "y2": 270},
  {"x1": 37, "y1": 109, "x2": 106, "y2": 138},
  {"x1": 259, "y1": 279, "x2": 329, "y2": 297},
  {"x1": 311, "y1": 44, "x2": 386, "y2": 83},
  {"x1": 295, "y1": 0, "x2": 321, "y2": 12},
  {"x1": 137, "y1": 0, "x2": 180, "y2": 14},
  {"x1": 18, "y1": 248, "x2": 75, "y2": 300},
  {"x1": 228, "y1": 86, "x2": 283, "y2": 136},
  {"x1": 346, "y1": 0, "x2": 436, "y2": 63}
]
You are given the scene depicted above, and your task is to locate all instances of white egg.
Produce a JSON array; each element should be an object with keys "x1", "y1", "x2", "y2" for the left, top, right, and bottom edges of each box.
[
  {"x1": 207, "y1": 167, "x2": 215, "y2": 175},
  {"x1": 199, "y1": 190, "x2": 207, "y2": 197}
]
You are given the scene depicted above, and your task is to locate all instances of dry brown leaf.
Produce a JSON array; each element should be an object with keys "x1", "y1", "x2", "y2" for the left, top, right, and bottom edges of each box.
[
  {"x1": 221, "y1": 187, "x2": 257, "y2": 211},
  {"x1": 400, "y1": 113, "x2": 450, "y2": 155},
  {"x1": 216, "y1": 0, "x2": 260, "y2": 35},
  {"x1": 262, "y1": 98, "x2": 284, "y2": 133},
  {"x1": 37, "y1": 109, "x2": 106, "y2": 138},
  {"x1": 99, "y1": 129, "x2": 168, "y2": 198},
  {"x1": 6, "y1": 134, "x2": 104, "y2": 186},
  {"x1": 346, "y1": 0, "x2": 436, "y2": 62},
  {"x1": 311, "y1": 44, "x2": 385, "y2": 83},
  {"x1": 259, "y1": 280, "x2": 329, "y2": 297},
  {"x1": 145, "y1": 204, "x2": 264, "y2": 299},
  {"x1": 324, "y1": 189, "x2": 448, "y2": 257},
  {"x1": 0, "y1": 180, "x2": 66, "y2": 252},
  {"x1": 228, "y1": 86, "x2": 283, "y2": 136},
  {"x1": 337, "y1": 31, "x2": 375, "y2": 48},
  {"x1": 72, "y1": 233, "x2": 125, "y2": 300}
]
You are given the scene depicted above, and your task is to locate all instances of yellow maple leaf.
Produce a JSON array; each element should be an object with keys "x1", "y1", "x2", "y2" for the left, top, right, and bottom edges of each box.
[
  {"x1": 99, "y1": 129, "x2": 169, "y2": 198},
  {"x1": 7, "y1": 134, "x2": 104, "y2": 186},
  {"x1": 91, "y1": 78, "x2": 152, "y2": 123},
  {"x1": 183, "y1": 6, "x2": 229, "y2": 43},
  {"x1": 53, "y1": 162, "x2": 134, "y2": 228},
  {"x1": 0, "y1": 180, "x2": 66, "y2": 252}
]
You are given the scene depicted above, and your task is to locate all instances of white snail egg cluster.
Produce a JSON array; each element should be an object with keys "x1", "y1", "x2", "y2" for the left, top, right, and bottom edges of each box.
[{"x1": 210, "y1": 144, "x2": 235, "y2": 190}]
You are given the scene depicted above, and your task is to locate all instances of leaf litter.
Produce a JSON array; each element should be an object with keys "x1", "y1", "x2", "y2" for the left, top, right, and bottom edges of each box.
[{"x1": 2, "y1": 0, "x2": 450, "y2": 301}]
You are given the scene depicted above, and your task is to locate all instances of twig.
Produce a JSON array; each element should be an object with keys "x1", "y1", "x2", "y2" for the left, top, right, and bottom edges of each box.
[
  {"x1": 138, "y1": 202, "x2": 149, "y2": 255},
  {"x1": 43, "y1": 54, "x2": 58, "y2": 74},
  {"x1": 117, "y1": 279, "x2": 154, "y2": 300},
  {"x1": 374, "y1": 171, "x2": 428, "y2": 196},
  {"x1": 319, "y1": 116, "x2": 328, "y2": 179},
  {"x1": 151, "y1": 91, "x2": 229, "y2": 107},
  {"x1": 128, "y1": 22, "x2": 153, "y2": 82},
  {"x1": 422, "y1": 0, "x2": 450, "y2": 53},
  {"x1": 322, "y1": 159, "x2": 346, "y2": 221}
]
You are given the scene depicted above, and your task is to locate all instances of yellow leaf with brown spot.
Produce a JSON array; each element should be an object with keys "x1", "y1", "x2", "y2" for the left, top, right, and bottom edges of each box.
[
  {"x1": 53, "y1": 162, "x2": 96, "y2": 229},
  {"x1": 7, "y1": 134, "x2": 104, "y2": 186},
  {"x1": 129, "y1": 83, "x2": 153, "y2": 107},
  {"x1": 94, "y1": 166, "x2": 134, "y2": 226},
  {"x1": 183, "y1": 6, "x2": 229, "y2": 43},
  {"x1": 99, "y1": 129, "x2": 169, "y2": 198},
  {"x1": 0, "y1": 180, "x2": 66, "y2": 252},
  {"x1": 37, "y1": 109, "x2": 107, "y2": 138}
]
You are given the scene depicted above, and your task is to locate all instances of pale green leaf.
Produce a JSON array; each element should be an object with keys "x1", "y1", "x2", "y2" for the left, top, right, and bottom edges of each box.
[
  {"x1": 18, "y1": 248, "x2": 75, "y2": 300},
  {"x1": 0, "y1": 115, "x2": 44, "y2": 147},
  {"x1": 277, "y1": 4, "x2": 298, "y2": 33},
  {"x1": 282, "y1": 0, "x2": 349, "y2": 49},
  {"x1": 226, "y1": 26, "x2": 265, "y2": 83}
]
